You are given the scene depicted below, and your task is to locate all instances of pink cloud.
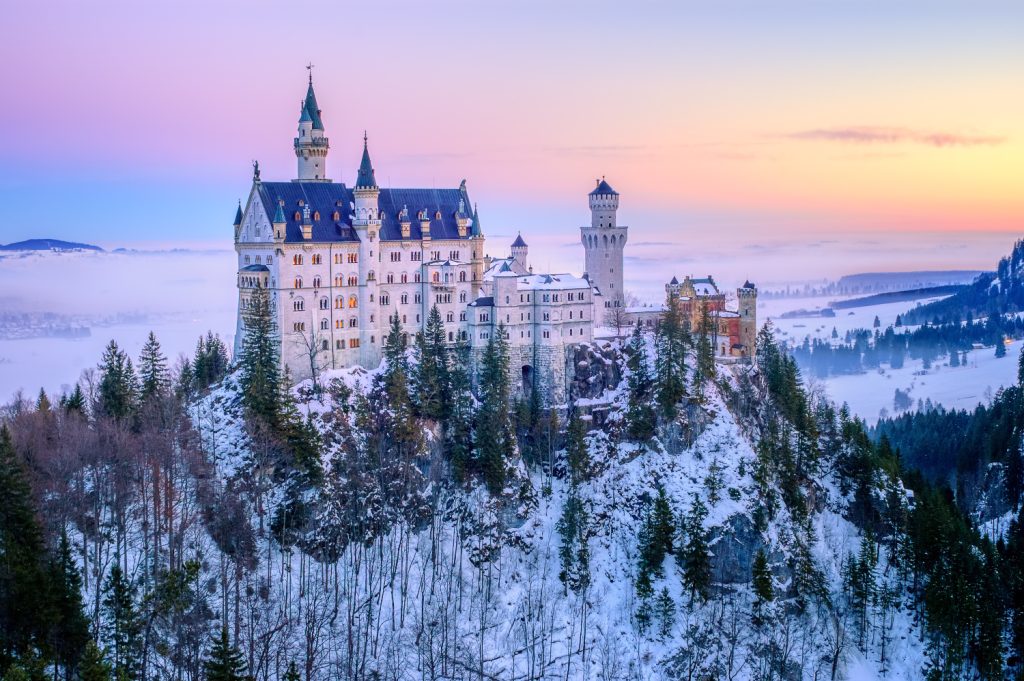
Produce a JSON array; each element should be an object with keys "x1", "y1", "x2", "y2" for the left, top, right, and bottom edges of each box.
[{"x1": 787, "y1": 126, "x2": 1005, "y2": 147}]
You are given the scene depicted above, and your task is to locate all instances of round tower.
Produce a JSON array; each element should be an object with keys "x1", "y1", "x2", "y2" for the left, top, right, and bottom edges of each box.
[
  {"x1": 580, "y1": 177, "x2": 627, "y2": 321},
  {"x1": 511, "y1": 233, "x2": 528, "y2": 271},
  {"x1": 737, "y1": 281, "x2": 758, "y2": 359},
  {"x1": 294, "y1": 72, "x2": 329, "y2": 181}
]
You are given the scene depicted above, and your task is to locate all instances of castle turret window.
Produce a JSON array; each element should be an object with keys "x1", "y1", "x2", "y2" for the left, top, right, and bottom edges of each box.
[
  {"x1": 348, "y1": 295, "x2": 358, "y2": 308},
  {"x1": 293, "y1": 299, "x2": 304, "y2": 311},
  {"x1": 294, "y1": 277, "x2": 302, "y2": 288}
]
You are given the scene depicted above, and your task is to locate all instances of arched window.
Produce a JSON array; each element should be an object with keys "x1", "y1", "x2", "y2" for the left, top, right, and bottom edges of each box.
[
  {"x1": 335, "y1": 296, "x2": 344, "y2": 309},
  {"x1": 293, "y1": 254, "x2": 303, "y2": 265},
  {"x1": 459, "y1": 271, "x2": 466, "y2": 282},
  {"x1": 293, "y1": 211, "x2": 301, "y2": 221},
  {"x1": 349, "y1": 317, "x2": 358, "y2": 328},
  {"x1": 293, "y1": 299, "x2": 304, "y2": 311},
  {"x1": 414, "y1": 272, "x2": 421, "y2": 283},
  {"x1": 459, "y1": 292, "x2": 466, "y2": 303},
  {"x1": 313, "y1": 211, "x2": 320, "y2": 221},
  {"x1": 294, "y1": 277, "x2": 302, "y2": 289},
  {"x1": 348, "y1": 295, "x2": 358, "y2": 308},
  {"x1": 334, "y1": 275, "x2": 343, "y2": 287},
  {"x1": 602, "y1": 234, "x2": 608, "y2": 246},
  {"x1": 319, "y1": 297, "x2": 329, "y2": 309},
  {"x1": 446, "y1": 312, "x2": 454, "y2": 322},
  {"x1": 347, "y1": 275, "x2": 357, "y2": 287},
  {"x1": 432, "y1": 272, "x2": 440, "y2": 283},
  {"x1": 386, "y1": 273, "x2": 394, "y2": 284},
  {"x1": 401, "y1": 273, "x2": 408, "y2": 283},
  {"x1": 333, "y1": 211, "x2": 340, "y2": 221},
  {"x1": 400, "y1": 293, "x2": 408, "y2": 304},
  {"x1": 320, "y1": 318, "x2": 329, "y2": 330},
  {"x1": 313, "y1": 276, "x2": 321, "y2": 288}
]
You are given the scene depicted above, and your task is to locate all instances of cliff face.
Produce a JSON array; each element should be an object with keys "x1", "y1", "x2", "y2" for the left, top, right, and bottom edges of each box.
[{"x1": 174, "y1": 339, "x2": 925, "y2": 680}]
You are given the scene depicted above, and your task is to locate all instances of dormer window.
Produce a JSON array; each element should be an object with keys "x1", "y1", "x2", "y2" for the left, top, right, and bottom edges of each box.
[
  {"x1": 294, "y1": 211, "x2": 301, "y2": 221},
  {"x1": 333, "y1": 211, "x2": 340, "y2": 221},
  {"x1": 313, "y1": 211, "x2": 320, "y2": 221},
  {"x1": 297, "y1": 199, "x2": 304, "y2": 207}
]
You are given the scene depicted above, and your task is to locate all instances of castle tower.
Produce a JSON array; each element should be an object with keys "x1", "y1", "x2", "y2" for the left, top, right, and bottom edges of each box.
[
  {"x1": 580, "y1": 178, "x2": 627, "y2": 323},
  {"x1": 294, "y1": 72, "x2": 329, "y2": 181},
  {"x1": 737, "y1": 281, "x2": 758, "y2": 359},
  {"x1": 353, "y1": 133, "x2": 381, "y2": 365},
  {"x1": 511, "y1": 233, "x2": 528, "y2": 271}
]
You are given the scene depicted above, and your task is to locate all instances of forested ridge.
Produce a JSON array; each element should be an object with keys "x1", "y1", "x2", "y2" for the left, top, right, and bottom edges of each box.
[{"x1": 0, "y1": 288, "x2": 1022, "y2": 679}]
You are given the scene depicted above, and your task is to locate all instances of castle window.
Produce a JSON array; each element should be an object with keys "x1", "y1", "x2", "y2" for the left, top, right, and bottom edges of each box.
[
  {"x1": 386, "y1": 273, "x2": 394, "y2": 284},
  {"x1": 401, "y1": 293, "x2": 408, "y2": 305},
  {"x1": 255, "y1": 255, "x2": 261, "y2": 264},
  {"x1": 349, "y1": 317, "x2": 358, "y2": 328},
  {"x1": 313, "y1": 276, "x2": 321, "y2": 288},
  {"x1": 334, "y1": 254, "x2": 342, "y2": 264},
  {"x1": 401, "y1": 273, "x2": 408, "y2": 284},
  {"x1": 432, "y1": 272, "x2": 440, "y2": 283},
  {"x1": 333, "y1": 211, "x2": 340, "y2": 221},
  {"x1": 543, "y1": 330, "x2": 550, "y2": 339},
  {"x1": 411, "y1": 252, "x2": 421, "y2": 262},
  {"x1": 543, "y1": 313, "x2": 550, "y2": 321},
  {"x1": 414, "y1": 293, "x2": 421, "y2": 304},
  {"x1": 459, "y1": 271, "x2": 466, "y2": 282},
  {"x1": 336, "y1": 340, "x2": 343, "y2": 349},
  {"x1": 320, "y1": 319, "x2": 329, "y2": 330},
  {"x1": 449, "y1": 332, "x2": 454, "y2": 342},
  {"x1": 371, "y1": 335, "x2": 375, "y2": 344},
  {"x1": 294, "y1": 277, "x2": 302, "y2": 288},
  {"x1": 416, "y1": 314, "x2": 421, "y2": 323},
  {"x1": 294, "y1": 211, "x2": 301, "y2": 221},
  {"x1": 446, "y1": 312, "x2": 454, "y2": 322},
  {"x1": 348, "y1": 295, "x2": 358, "y2": 308},
  {"x1": 312, "y1": 254, "x2": 322, "y2": 265},
  {"x1": 347, "y1": 276, "x2": 357, "y2": 287},
  {"x1": 244, "y1": 255, "x2": 250, "y2": 264},
  {"x1": 414, "y1": 272, "x2": 421, "y2": 283},
  {"x1": 349, "y1": 338, "x2": 360, "y2": 349},
  {"x1": 391, "y1": 252, "x2": 401, "y2": 262},
  {"x1": 267, "y1": 256, "x2": 272, "y2": 264},
  {"x1": 293, "y1": 299, "x2": 304, "y2": 311},
  {"x1": 348, "y1": 253, "x2": 358, "y2": 263},
  {"x1": 460, "y1": 312, "x2": 466, "y2": 322},
  {"x1": 459, "y1": 292, "x2": 466, "y2": 303},
  {"x1": 335, "y1": 296, "x2": 344, "y2": 309},
  {"x1": 431, "y1": 251, "x2": 440, "y2": 260},
  {"x1": 319, "y1": 297, "x2": 329, "y2": 310},
  {"x1": 450, "y1": 250, "x2": 459, "y2": 260},
  {"x1": 402, "y1": 315, "x2": 407, "y2": 324},
  {"x1": 293, "y1": 254, "x2": 303, "y2": 265},
  {"x1": 297, "y1": 199, "x2": 304, "y2": 207},
  {"x1": 380, "y1": 294, "x2": 390, "y2": 305},
  {"x1": 505, "y1": 296, "x2": 510, "y2": 304},
  {"x1": 336, "y1": 320, "x2": 343, "y2": 329}
]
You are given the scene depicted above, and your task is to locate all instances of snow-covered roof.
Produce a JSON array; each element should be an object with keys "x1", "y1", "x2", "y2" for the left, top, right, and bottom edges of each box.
[{"x1": 514, "y1": 273, "x2": 591, "y2": 291}]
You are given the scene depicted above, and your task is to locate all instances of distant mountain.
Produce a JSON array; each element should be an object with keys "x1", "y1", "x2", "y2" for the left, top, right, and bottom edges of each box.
[
  {"x1": 0, "y1": 238, "x2": 104, "y2": 252},
  {"x1": 901, "y1": 239, "x2": 1024, "y2": 325},
  {"x1": 837, "y1": 270, "x2": 987, "y2": 291}
]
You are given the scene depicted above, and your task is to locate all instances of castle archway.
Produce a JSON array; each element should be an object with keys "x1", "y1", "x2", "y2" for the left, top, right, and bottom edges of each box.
[{"x1": 521, "y1": 364, "x2": 535, "y2": 396}]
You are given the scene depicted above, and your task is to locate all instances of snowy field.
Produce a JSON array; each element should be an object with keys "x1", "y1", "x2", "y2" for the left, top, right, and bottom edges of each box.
[{"x1": 761, "y1": 294, "x2": 1020, "y2": 424}]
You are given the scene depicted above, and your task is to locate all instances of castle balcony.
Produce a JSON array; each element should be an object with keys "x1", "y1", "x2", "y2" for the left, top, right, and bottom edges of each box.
[{"x1": 294, "y1": 137, "x2": 330, "y2": 148}]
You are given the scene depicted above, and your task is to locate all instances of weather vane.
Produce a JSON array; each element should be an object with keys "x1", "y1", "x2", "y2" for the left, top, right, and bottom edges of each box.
[
  {"x1": 252, "y1": 160, "x2": 260, "y2": 181},
  {"x1": 306, "y1": 62, "x2": 314, "y2": 84}
]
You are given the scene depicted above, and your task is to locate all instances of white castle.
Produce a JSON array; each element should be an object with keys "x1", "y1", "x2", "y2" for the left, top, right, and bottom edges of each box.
[{"x1": 232, "y1": 74, "x2": 634, "y2": 403}]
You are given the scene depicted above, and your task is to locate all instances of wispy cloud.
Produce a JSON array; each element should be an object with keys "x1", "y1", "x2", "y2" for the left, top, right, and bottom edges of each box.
[{"x1": 786, "y1": 126, "x2": 1005, "y2": 148}]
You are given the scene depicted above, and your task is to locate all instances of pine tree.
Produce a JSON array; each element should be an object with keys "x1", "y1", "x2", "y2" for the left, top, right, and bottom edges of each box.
[
  {"x1": 137, "y1": 331, "x2": 169, "y2": 402},
  {"x1": 655, "y1": 291, "x2": 688, "y2": 419},
  {"x1": 412, "y1": 306, "x2": 449, "y2": 420},
  {"x1": 0, "y1": 426, "x2": 53, "y2": 669},
  {"x1": 752, "y1": 550, "x2": 774, "y2": 604},
  {"x1": 35, "y1": 388, "x2": 51, "y2": 414},
  {"x1": 556, "y1": 490, "x2": 591, "y2": 593},
  {"x1": 624, "y1": 324, "x2": 656, "y2": 442},
  {"x1": 475, "y1": 325, "x2": 514, "y2": 494},
  {"x1": 239, "y1": 285, "x2": 282, "y2": 425},
  {"x1": 49, "y1": 530, "x2": 89, "y2": 677},
  {"x1": 203, "y1": 626, "x2": 248, "y2": 681},
  {"x1": 678, "y1": 495, "x2": 711, "y2": 603},
  {"x1": 694, "y1": 302, "x2": 715, "y2": 401},
  {"x1": 996, "y1": 338, "x2": 1007, "y2": 358},
  {"x1": 655, "y1": 587, "x2": 675, "y2": 640},
  {"x1": 444, "y1": 341, "x2": 475, "y2": 480},
  {"x1": 282, "y1": 661, "x2": 301, "y2": 681},
  {"x1": 636, "y1": 488, "x2": 675, "y2": 585},
  {"x1": 564, "y1": 408, "x2": 589, "y2": 483},
  {"x1": 61, "y1": 384, "x2": 86, "y2": 415},
  {"x1": 77, "y1": 641, "x2": 112, "y2": 681},
  {"x1": 100, "y1": 563, "x2": 141, "y2": 679},
  {"x1": 97, "y1": 341, "x2": 137, "y2": 421}
]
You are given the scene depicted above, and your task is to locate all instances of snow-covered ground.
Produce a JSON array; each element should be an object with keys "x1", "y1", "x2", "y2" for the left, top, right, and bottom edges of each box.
[{"x1": 762, "y1": 294, "x2": 1020, "y2": 424}]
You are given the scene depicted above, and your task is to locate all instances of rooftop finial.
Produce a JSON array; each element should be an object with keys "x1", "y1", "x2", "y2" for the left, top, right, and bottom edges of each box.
[
  {"x1": 363, "y1": 130, "x2": 368, "y2": 146},
  {"x1": 252, "y1": 160, "x2": 260, "y2": 182},
  {"x1": 306, "y1": 61, "x2": 314, "y2": 85}
]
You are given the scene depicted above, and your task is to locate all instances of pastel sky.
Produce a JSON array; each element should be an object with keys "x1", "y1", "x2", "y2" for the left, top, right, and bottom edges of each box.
[{"x1": 1, "y1": 0, "x2": 1022, "y2": 282}]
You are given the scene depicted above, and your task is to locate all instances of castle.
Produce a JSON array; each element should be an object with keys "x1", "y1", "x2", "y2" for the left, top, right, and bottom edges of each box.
[{"x1": 233, "y1": 74, "x2": 755, "y2": 404}]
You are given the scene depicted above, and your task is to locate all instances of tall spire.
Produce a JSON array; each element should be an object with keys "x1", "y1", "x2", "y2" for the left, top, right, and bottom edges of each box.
[
  {"x1": 356, "y1": 132, "x2": 377, "y2": 188},
  {"x1": 303, "y1": 66, "x2": 324, "y2": 131}
]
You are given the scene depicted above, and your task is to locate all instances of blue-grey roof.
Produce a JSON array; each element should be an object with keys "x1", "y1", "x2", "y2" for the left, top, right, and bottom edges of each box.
[
  {"x1": 743, "y1": 280, "x2": 756, "y2": 289},
  {"x1": 589, "y1": 178, "x2": 618, "y2": 196},
  {"x1": 469, "y1": 296, "x2": 494, "y2": 307},
  {"x1": 304, "y1": 83, "x2": 324, "y2": 130},
  {"x1": 240, "y1": 264, "x2": 269, "y2": 272},
  {"x1": 272, "y1": 201, "x2": 286, "y2": 224},
  {"x1": 377, "y1": 187, "x2": 474, "y2": 241},
  {"x1": 233, "y1": 202, "x2": 243, "y2": 226},
  {"x1": 256, "y1": 181, "x2": 474, "y2": 243},
  {"x1": 356, "y1": 137, "x2": 377, "y2": 188},
  {"x1": 511, "y1": 233, "x2": 527, "y2": 248}
]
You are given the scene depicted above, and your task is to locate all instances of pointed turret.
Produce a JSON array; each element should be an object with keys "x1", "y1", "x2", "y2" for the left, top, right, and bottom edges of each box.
[
  {"x1": 355, "y1": 132, "x2": 377, "y2": 188},
  {"x1": 272, "y1": 199, "x2": 286, "y2": 242},
  {"x1": 233, "y1": 201, "x2": 243, "y2": 227},
  {"x1": 294, "y1": 71, "x2": 329, "y2": 181},
  {"x1": 511, "y1": 232, "x2": 528, "y2": 271}
]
